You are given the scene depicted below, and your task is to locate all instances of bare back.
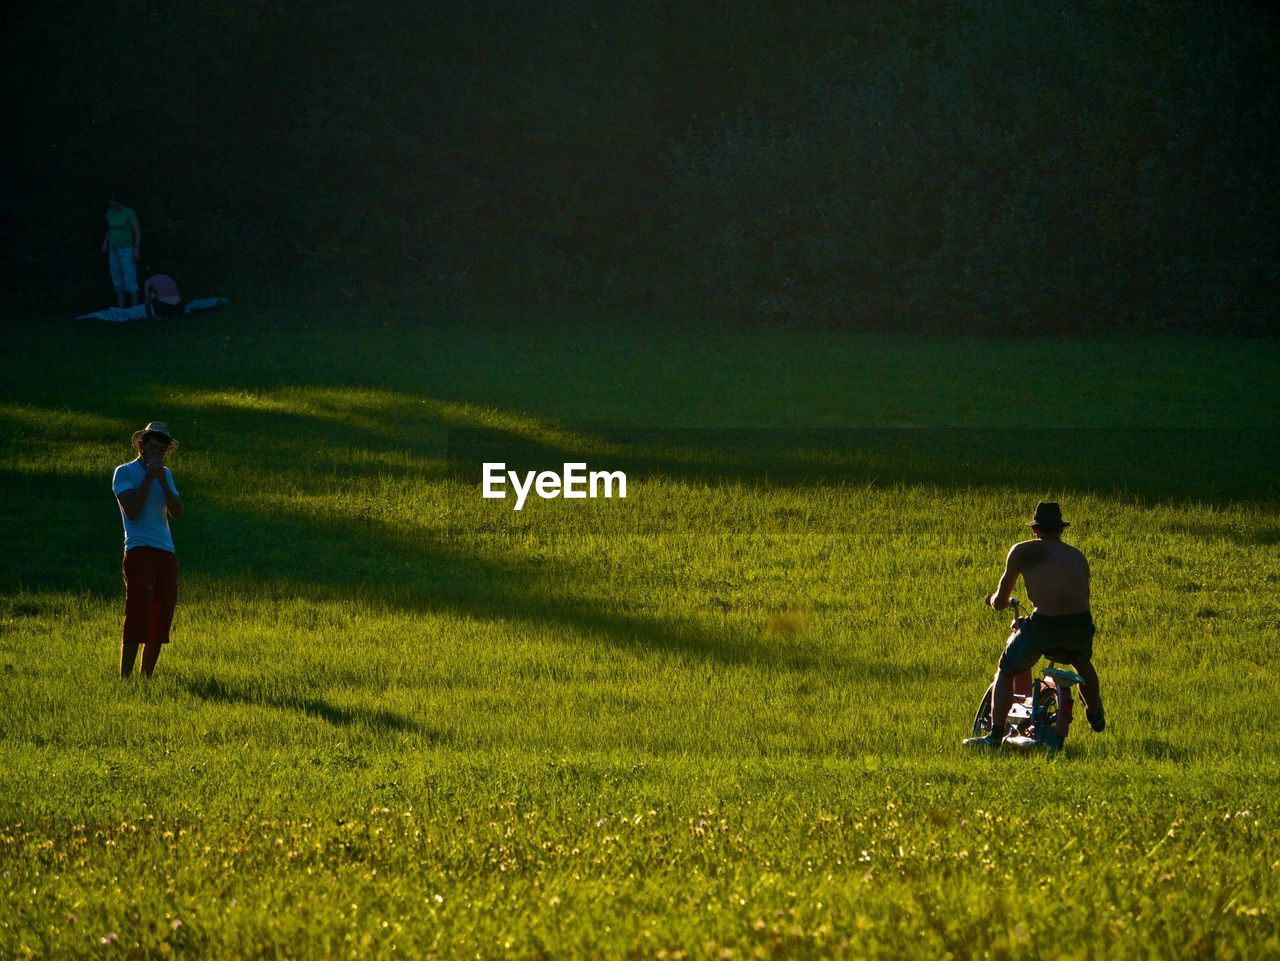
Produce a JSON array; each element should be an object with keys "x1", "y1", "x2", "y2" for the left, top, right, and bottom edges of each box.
[{"x1": 1012, "y1": 537, "x2": 1090, "y2": 616}]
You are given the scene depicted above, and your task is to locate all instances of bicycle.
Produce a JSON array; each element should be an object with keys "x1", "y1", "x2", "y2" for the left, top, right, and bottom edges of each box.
[{"x1": 969, "y1": 598, "x2": 1085, "y2": 752}]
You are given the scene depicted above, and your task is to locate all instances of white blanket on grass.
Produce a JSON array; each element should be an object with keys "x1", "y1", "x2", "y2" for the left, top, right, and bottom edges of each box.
[{"x1": 75, "y1": 297, "x2": 229, "y2": 322}]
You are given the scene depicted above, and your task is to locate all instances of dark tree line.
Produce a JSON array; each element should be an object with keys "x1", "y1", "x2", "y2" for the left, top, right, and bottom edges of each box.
[{"x1": 3, "y1": 1, "x2": 1276, "y2": 331}]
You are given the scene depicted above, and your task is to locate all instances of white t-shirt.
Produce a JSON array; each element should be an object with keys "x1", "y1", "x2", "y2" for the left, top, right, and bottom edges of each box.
[{"x1": 112, "y1": 458, "x2": 179, "y2": 553}]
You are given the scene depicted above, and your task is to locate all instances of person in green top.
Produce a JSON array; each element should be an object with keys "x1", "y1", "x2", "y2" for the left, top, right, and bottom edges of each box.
[{"x1": 102, "y1": 194, "x2": 141, "y2": 307}]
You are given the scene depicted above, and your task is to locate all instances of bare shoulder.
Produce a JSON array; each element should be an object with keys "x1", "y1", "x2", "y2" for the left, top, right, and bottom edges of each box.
[{"x1": 1006, "y1": 539, "x2": 1044, "y2": 568}]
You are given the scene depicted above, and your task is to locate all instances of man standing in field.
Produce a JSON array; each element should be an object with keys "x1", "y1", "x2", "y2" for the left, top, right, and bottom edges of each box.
[
  {"x1": 113, "y1": 422, "x2": 183, "y2": 678},
  {"x1": 964, "y1": 502, "x2": 1105, "y2": 747}
]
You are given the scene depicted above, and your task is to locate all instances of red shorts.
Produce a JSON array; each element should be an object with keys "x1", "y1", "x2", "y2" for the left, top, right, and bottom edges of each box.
[{"x1": 122, "y1": 547, "x2": 179, "y2": 644}]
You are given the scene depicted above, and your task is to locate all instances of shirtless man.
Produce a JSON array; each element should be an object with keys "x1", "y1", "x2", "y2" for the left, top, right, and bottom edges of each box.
[{"x1": 964, "y1": 502, "x2": 1105, "y2": 747}]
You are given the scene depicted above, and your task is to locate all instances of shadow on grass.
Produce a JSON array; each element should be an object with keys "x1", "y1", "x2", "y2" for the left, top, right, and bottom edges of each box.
[
  {"x1": 5, "y1": 392, "x2": 1279, "y2": 507},
  {"x1": 446, "y1": 427, "x2": 1280, "y2": 508},
  {"x1": 0, "y1": 468, "x2": 122, "y2": 599},
  {"x1": 1163, "y1": 519, "x2": 1280, "y2": 548},
  {"x1": 1127, "y1": 736, "x2": 1195, "y2": 763},
  {"x1": 0, "y1": 461, "x2": 809, "y2": 671},
  {"x1": 178, "y1": 672, "x2": 426, "y2": 736},
  {"x1": 187, "y1": 492, "x2": 791, "y2": 670},
  {"x1": 2, "y1": 398, "x2": 1275, "y2": 679}
]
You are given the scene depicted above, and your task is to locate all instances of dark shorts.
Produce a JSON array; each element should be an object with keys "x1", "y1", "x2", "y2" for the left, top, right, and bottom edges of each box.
[
  {"x1": 1001, "y1": 610, "x2": 1095, "y2": 673},
  {"x1": 150, "y1": 298, "x2": 185, "y2": 319},
  {"x1": 123, "y1": 547, "x2": 179, "y2": 644}
]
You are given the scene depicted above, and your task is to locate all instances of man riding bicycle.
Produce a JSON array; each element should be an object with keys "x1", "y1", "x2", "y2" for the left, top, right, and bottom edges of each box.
[{"x1": 964, "y1": 502, "x2": 1106, "y2": 747}]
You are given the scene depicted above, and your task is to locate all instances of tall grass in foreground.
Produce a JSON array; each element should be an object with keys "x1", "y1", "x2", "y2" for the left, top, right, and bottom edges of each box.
[{"x1": 0, "y1": 312, "x2": 1277, "y2": 958}]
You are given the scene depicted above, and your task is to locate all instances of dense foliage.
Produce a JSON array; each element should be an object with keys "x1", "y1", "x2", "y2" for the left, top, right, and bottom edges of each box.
[{"x1": 4, "y1": 1, "x2": 1277, "y2": 330}]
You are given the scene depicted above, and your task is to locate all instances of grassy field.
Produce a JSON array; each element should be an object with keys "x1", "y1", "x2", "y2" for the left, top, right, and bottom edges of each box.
[{"x1": 1, "y1": 309, "x2": 1277, "y2": 959}]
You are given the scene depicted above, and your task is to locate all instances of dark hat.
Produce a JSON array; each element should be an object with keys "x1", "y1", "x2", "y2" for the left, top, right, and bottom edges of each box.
[{"x1": 1027, "y1": 501, "x2": 1069, "y2": 530}]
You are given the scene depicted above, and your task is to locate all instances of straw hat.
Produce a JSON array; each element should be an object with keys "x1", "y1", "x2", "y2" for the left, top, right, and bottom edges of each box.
[{"x1": 131, "y1": 421, "x2": 179, "y2": 455}]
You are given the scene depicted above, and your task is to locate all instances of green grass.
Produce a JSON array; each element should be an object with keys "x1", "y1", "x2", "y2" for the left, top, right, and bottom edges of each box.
[{"x1": 1, "y1": 309, "x2": 1277, "y2": 959}]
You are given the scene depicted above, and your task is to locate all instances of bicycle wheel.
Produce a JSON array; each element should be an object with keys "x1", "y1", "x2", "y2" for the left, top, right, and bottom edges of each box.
[
  {"x1": 1031, "y1": 680, "x2": 1059, "y2": 739},
  {"x1": 972, "y1": 683, "x2": 994, "y2": 737}
]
